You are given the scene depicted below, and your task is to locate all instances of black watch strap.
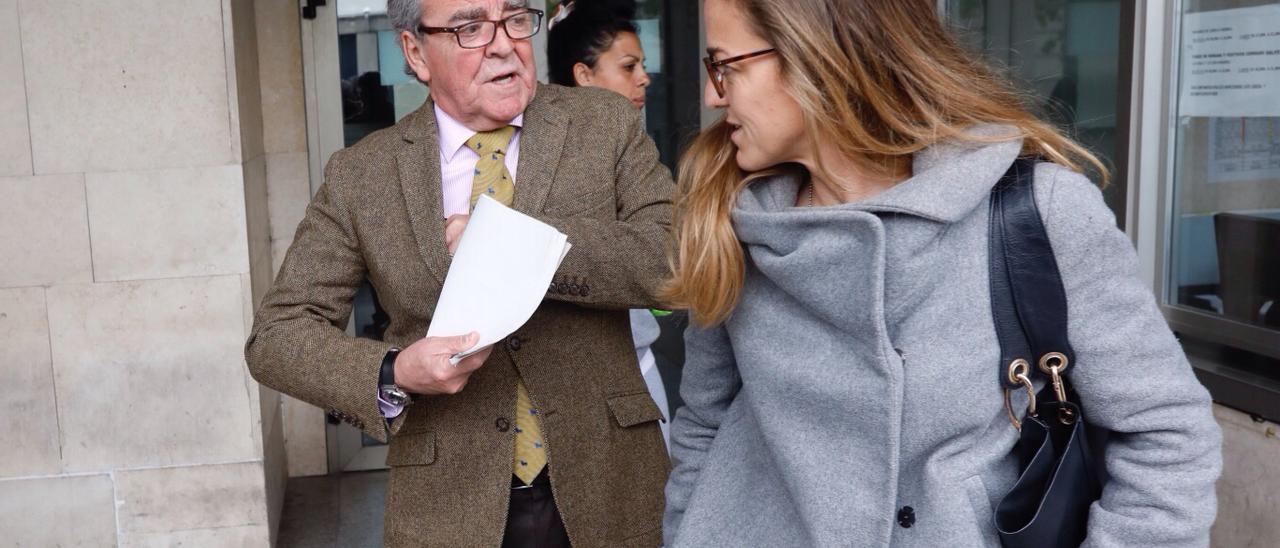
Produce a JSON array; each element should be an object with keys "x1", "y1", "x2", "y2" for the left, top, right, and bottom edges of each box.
[{"x1": 380, "y1": 348, "x2": 400, "y2": 387}]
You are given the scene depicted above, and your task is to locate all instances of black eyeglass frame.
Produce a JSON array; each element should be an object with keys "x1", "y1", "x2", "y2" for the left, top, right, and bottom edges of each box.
[
  {"x1": 418, "y1": 8, "x2": 544, "y2": 49},
  {"x1": 703, "y1": 47, "x2": 777, "y2": 98}
]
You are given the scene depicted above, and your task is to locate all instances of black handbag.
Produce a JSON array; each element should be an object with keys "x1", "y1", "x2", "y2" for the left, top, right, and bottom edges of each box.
[{"x1": 988, "y1": 157, "x2": 1109, "y2": 547}]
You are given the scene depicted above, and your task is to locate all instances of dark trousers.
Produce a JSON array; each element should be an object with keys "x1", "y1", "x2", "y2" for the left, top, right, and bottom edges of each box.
[{"x1": 501, "y1": 470, "x2": 571, "y2": 548}]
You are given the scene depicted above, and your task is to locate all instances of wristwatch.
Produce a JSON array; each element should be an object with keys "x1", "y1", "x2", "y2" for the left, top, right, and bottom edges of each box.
[{"x1": 379, "y1": 348, "x2": 413, "y2": 407}]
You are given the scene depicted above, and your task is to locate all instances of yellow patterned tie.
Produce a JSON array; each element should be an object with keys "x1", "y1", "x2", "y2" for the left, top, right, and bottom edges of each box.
[
  {"x1": 465, "y1": 127, "x2": 547, "y2": 485},
  {"x1": 465, "y1": 126, "x2": 517, "y2": 209}
]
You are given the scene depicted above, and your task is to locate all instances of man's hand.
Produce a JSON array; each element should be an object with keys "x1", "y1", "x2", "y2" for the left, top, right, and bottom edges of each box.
[
  {"x1": 444, "y1": 213, "x2": 470, "y2": 256},
  {"x1": 393, "y1": 332, "x2": 493, "y2": 396}
]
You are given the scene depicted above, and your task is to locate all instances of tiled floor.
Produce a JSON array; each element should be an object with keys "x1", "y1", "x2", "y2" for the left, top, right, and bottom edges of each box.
[{"x1": 278, "y1": 470, "x2": 388, "y2": 547}]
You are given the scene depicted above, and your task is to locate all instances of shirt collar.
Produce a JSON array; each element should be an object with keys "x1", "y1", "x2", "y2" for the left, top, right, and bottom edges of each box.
[{"x1": 434, "y1": 104, "x2": 524, "y2": 161}]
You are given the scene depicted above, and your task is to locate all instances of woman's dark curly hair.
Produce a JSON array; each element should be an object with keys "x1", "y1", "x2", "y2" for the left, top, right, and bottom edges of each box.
[{"x1": 546, "y1": 0, "x2": 639, "y2": 87}]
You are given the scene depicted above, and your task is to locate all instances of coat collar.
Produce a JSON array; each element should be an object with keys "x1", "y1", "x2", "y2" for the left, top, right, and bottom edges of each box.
[
  {"x1": 394, "y1": 84, "x2": 569, "y2": 285},
  {"x1": 737, "y1": 125, "x2": 1024, "y2": 224}
]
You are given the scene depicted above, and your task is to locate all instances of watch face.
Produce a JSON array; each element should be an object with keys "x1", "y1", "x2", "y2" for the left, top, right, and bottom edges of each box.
[{"x1": 380, "y1": 386, "x2": 410, "y2": 406}]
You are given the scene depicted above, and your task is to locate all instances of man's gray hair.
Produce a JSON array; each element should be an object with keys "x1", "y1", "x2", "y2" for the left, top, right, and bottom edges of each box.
[{"x1": 387, "y1": 0, "x2": 422, "y2": 35}]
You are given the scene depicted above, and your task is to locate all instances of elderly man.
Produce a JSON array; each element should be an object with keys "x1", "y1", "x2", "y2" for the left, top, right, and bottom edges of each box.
[{"x1": 244, "y1": 0, "x2": 672, "y2": 546}]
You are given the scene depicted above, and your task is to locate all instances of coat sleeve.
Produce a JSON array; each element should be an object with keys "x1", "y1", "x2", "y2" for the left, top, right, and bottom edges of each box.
[
  {"x1": 1036, "y1": 164, "x2": 1222, "y2": 547},
  {"x1": 244, "y1": 150, "x2": 395, "y2": 443},
  {"x1": 535, "y1": 103, "x2": 674, "y2": 310},
  {"x1": 663, "y1": 321, "x2": 741, "y2": 545}
]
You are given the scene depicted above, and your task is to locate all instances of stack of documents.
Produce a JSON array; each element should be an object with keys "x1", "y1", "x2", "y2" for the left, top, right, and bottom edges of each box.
[{"x1": 426, "y1": 195, "x2": 572, "y2": 363}]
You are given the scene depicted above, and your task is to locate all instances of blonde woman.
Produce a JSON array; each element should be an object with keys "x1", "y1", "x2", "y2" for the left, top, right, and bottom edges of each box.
[{"x1": 661, "y1": 0, "x2": 1222, "y2": 546}]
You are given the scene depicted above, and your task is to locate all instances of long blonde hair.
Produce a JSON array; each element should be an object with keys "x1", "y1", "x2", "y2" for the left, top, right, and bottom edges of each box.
[{"x1": 662, "y1": 0, "x2": 1108, "y2": 326}]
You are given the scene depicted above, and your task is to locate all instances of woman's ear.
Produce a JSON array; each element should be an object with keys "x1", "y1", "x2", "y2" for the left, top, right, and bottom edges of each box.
[{"x1": 572, "y1": 62, "x2": 594, "y2": 87}]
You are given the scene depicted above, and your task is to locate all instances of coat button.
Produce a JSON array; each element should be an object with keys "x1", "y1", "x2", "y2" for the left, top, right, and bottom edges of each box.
[
  {"x1": 897, "y1": 506, "x2": 915, "y2": 528},
  {"x1": 548, "y1": 281, "x2": 557, "y2": 293},
  {"x1": 507, "y1": 336, "x2": 522, "y2": 351},
  {"x1": 579, "y1": 284, "x2": 589, "y2": 296},
  {"x1": 568, "y1": 283, "x2": 579, "y2": 294},
  {"x1": 495, "y1": 417, "x2": 510, "y2": 432}
]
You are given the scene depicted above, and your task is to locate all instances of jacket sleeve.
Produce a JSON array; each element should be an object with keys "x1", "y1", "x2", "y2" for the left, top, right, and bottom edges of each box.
[
  {"x1": 535, "y1": 104, "x2": 674, "y2": 310},
  {"x1": 663, "y1": 321, "x2": 741, "y2": 545},
  {"x1": 244, "y1": 151, "x2": 395, "y2": 443},
  {"x1": 1037, "y1": 164, "x2": 1222, "y2": 547}
]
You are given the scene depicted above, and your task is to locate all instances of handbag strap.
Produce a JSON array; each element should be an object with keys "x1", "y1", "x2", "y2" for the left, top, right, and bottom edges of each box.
[{"x1": 989, "y1": 157, "x2": 1077, "y2": 391}]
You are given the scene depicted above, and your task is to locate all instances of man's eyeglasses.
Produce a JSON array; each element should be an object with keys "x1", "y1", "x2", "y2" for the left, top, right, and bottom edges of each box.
[
  {"x1": 703, "y1": 47, "x2": 777, "y2": 98},
  {"x1": 419, "y1": 9, "x2": 544, "y2": 49}
]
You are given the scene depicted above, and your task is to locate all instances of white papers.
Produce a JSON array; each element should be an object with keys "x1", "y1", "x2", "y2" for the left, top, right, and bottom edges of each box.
[
  {"x1": 1178, "y1": 5, "x2": 1280, "y2": 118},
  {"x1": 426, "y1": 195, "x2": 571, "y2": 363}
]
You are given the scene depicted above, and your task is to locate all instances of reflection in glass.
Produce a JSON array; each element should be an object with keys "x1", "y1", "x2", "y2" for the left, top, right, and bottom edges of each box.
[
  {"x1": 947, "y1": 0, "x2": 1127, "y2": 225},
  {"x1": 1170, "y1": 0, "x2": 1280, "y2": 334}
]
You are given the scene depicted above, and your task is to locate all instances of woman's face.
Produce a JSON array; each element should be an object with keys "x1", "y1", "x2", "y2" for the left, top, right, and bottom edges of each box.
[
  {"x1": 574, "y1": 32, "x2": 650, "y2": 109},
  {"x1": 703, "y1": 0, "x2": 808, "y2": 172}
]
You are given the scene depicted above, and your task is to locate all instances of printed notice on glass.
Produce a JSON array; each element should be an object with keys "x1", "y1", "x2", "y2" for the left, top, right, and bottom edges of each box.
[
  {"x1": 1179, "y1": 5, "x2": 1280, "y2": 118},
  {"x1": 1208, "y1": 117, "x2": 1280, "y2": 183}
]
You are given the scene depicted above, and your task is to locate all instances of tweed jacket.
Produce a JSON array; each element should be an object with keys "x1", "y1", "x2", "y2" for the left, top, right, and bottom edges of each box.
[
  {"x1": 246, "y1": 84, "x2": 672, "y2": 547},
  {"x1": 663, "y1": 128, "x2": 1223, "y2": 547}
]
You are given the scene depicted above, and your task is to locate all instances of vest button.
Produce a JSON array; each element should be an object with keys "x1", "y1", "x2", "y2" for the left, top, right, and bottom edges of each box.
[{"x1": 507, "y1": 336, "x2": 523, "y2": 351}]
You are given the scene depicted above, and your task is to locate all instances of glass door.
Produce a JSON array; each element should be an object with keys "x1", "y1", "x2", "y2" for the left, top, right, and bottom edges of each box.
[
  {"x1": 302, "y1": 0, "x2": 436, "y2": 473},
  {"x1": 1164, "y1": 0, "x2": 1280, "y2": 359},
  {"x1": 946, "y1": 0, "x2": 1135, "y2": 226}
]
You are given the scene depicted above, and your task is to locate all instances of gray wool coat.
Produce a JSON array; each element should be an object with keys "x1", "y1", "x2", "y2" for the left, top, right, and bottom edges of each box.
[{"x1": 663, "y1": 128, "x2": 1223, "y2": 547}]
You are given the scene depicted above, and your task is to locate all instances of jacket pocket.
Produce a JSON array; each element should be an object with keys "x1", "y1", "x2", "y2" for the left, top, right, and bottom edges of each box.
[
  {"x1": 607, "y1": 391, "x2": 665, "y2": 428},
  {"x1": 964, "y1": 474, "x2": 1002, "y2": 547},
  {"x1": 386, "y1": 431, "x2": 435, "y2": 466}
]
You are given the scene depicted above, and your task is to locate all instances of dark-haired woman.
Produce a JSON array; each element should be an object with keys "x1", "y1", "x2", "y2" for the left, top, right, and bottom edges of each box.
[{"x1": 547, "y1": 1, "x2": 651, "y2": 108}]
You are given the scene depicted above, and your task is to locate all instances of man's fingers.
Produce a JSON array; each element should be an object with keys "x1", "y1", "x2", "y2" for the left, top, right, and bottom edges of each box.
[
  {"x1": 437, "y1": 331, "x2": 480, "y2": 355},
  {"x1": 454, "y1": 345, "x2": 493, "y2": 372}
]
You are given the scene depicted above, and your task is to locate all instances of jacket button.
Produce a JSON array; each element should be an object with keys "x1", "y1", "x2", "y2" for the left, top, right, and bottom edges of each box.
[
  {"x1": 507, "y1": 336, "x2": 522, "y2": 351},
  {"x1": 495, "y1": 417, "x2": 510, "y2": 432},
  {"x1": 568, "y1": 283, "x2": 579, "y2": 294},
  {"x1": 548, "y1": 281, "x2": 557, "y2": 293},
  {"x1": 579, "y1": 284, "x2": 589, "y2": 296},
  {"x1": 897, "y1": 506, "x2": 915, "y2": 528}
]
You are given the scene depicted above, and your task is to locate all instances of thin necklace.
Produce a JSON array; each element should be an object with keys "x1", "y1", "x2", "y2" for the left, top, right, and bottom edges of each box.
[{"x1": 807, "y1": 182, "x2": 815, "y2": 207}]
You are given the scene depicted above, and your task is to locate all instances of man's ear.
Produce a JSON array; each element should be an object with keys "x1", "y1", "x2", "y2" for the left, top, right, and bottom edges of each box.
[
  {"x1": 572, "y1": 62, "x2": 593, "y2": 87},
  {"x1": 400, "y1": 31, "x2": 432, "y2": 83}
]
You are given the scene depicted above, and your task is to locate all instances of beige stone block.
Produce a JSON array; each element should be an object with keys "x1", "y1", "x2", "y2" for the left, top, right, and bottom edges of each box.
[
  {"x1": 256, "y1": 1, "x2": 307, "y2": 155},
  {"x1": 227, "y1": 0, "x2": 264, "y2": 162},
  {"x1": 283, "y1": 395, "x2": 328, "y2": 477},
  {"x1": 0, "y1": 0, "x2": 32, "y2": 177},
  {"x1": 116, "y1": 462, "x2": 268, "y2": 543},
  {"x1": 0, "y1": 474, "x2": 116, "y2": 546},
  {"x1": 86, "y1": 165, "x2": 250, "y2": 282},
  {"x1": 46, "y1": 276, "x2": 258, "y2": 471},
  {"x1": 1211, "y1": 405, "x2": 1280, "y2": 547},
  {"x1": 0, "y1": 287, "x2": 60, "y2": 477},
  {"x1": 267, "y1": 151, "x2": 313, "y2": 275},
  {"x1": 261, "y1": 401, "x2": 288, "y2": 545},
  {"x1": 20, "y1": 0, "x2": 234, "y2": 174},
  {"x1": 122, "y1": 524, "x2": 269, "y2": 548},
  {"x1": 0, "y1": 173, "x2": 93, "y2": 288},
  {"x1": 244, "y1": 156, "x2": 273, "y2": 308}
]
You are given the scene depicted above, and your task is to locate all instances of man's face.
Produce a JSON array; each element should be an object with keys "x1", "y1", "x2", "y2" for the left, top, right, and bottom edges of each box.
[{"x1": 404, "y1": 0, "x2": 538, "y2": 131}]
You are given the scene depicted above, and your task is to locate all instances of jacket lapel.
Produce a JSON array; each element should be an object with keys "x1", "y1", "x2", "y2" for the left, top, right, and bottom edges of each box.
[
  {"x1": 512, "y1": 84, "x2": 568, "y2": 215},
  {"x1": 396, "y1": 99, "x2": 452, "y2": 286}
]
